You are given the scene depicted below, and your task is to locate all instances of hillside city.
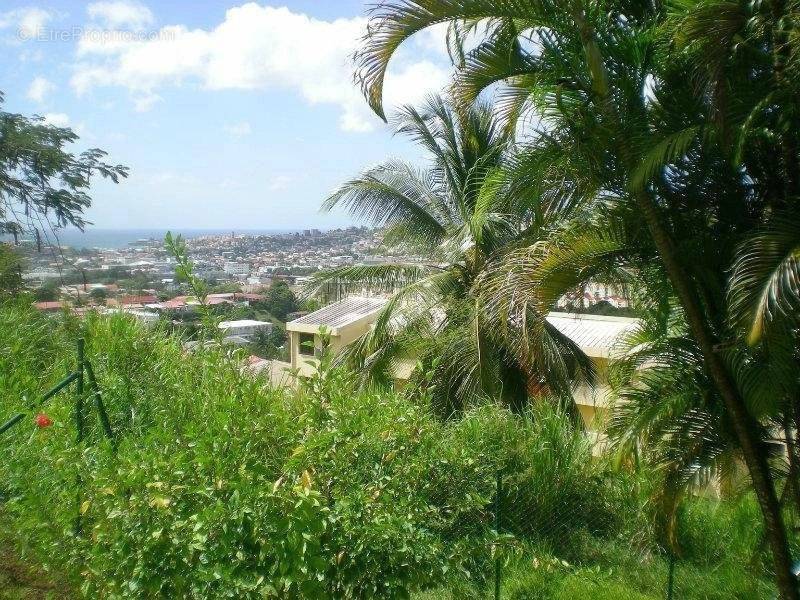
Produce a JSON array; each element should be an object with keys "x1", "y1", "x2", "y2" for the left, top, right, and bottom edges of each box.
[
  {"x1": 16, "y1": 226, "x2": 629, "y2": 319},
  {"x1": 20, "y1": 227, "x2": 382, "y2": 290}
]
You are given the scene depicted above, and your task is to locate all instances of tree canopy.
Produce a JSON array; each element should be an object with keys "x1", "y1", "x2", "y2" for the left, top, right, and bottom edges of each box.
[
  {"x1": 259, "y1": 280, "x2": 298, "y2": 321},
  {"x1": 0, "y1": 244, "x2": 23, "y2": 299},
  {"x1": 351, "y1": 1, "x2": 800, "y2": 596},
  {"x1": 0, "y1": 91, "x2": 128, "y2": 244}
]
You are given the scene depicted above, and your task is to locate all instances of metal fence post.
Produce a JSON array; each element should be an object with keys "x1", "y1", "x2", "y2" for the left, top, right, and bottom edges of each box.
[
  {"x1": 495, "y1": 470, "x2": 502, "y2": 600},
  {"x1": 76, "y1": 338, "x2": 84, "y2": 443},
  {"x1": 666, "y1": 552, "x2": 676, "y2": 600},
  {"x1": 74, "y1": 338, "x2": 85, "y2": 536},
  {"x1": 84, "y1": 360, "x2": 115, "y2": 448}
]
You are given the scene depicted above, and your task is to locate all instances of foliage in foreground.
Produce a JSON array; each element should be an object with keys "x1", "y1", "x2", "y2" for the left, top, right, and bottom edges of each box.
[
  {"x1": 353, "y1": 1, "x2": 800, "y2": 595},
  {"x1": 0, "y1": 90, "x2": 128, "y2": 241},
  {"x1": 0, "y1": 304, "x2": 779, "y2": 598}
]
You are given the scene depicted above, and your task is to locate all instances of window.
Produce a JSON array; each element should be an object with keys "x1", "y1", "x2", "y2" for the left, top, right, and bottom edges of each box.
[{"x1": 298, "y1": 333, "x2": 316, "y2": 357}]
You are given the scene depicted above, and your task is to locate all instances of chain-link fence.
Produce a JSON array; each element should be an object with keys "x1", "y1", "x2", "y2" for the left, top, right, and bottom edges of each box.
[{"x1": 415, "y1": 469, "x2": 786, "y2": 599}]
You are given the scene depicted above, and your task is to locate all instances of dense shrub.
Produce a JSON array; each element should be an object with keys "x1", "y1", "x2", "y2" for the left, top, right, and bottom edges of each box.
[
  {"x1": 0, "y1": 302, "x2": 781, "y2": 598},
  {"x1": 0, "y1": 304, "x2": 590, "y2": 597}
]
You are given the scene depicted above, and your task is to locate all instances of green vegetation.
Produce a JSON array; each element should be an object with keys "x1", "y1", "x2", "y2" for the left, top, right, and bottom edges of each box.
[
  {"x1": 255, "y1": 280, "x2": 298, "y2": 322},
  {"x1": 0, "y1": 303, "x2": 781, "y2": 597},
  {"x1": 312, "y1": 96, "x2": 592, "y2": 416},
  {"x1": 2, "y1": 0, "x2": 800, "y2": 596},
  {"x1": 0, "y1": 244, "x2": 23, "y2": 299},
  {"x1": 32, "y1": 282, "x2": 59, "y2": 303},
  {"x1": 88, "y1": 288, "x2": 107, "y2": 303},
  {"x1": 348, "y1": 1, "x2": 800, "y2": 596},
  {"x1": 0, "y1": 90, "x2": 127, "y2": 243},
  {"x1": 249, "y1": 326, "x2": 288, "y2": 360},
  {"x1": 0, "y1": 510, "x2": 70, "y2": 599}
]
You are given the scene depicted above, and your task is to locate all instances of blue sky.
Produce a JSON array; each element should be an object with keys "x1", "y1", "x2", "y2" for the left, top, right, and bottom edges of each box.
[{"x1": 0, "y1": 1, "x2": 453, "y2": 229}]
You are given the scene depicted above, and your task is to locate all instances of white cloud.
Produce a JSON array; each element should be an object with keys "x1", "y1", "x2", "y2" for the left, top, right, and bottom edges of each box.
[
  {"x1": 133, "y1": 91, "x2": 161, "y2": 112},
  {"x1": 87, "y1": 1, "x2": 154, "y2": 30},
  {"x1": 27, "y1": 76, "x2": 55, "y2": 103},
  {"x1": 224, "y1": 121, "x2": 252, "y2": 138},
  {"x1": 0, "y1": 7, "x2": 53, "y2": 41},
  {"x1": 42, "y1": 112, "x2": 70, "y2": 127},
  {"x1": 70, "y1": 3, "x2": 450, "y2": 131},
  {"x1": 412, "y1": 22, "x2": 451, "y2": 56},
  {"x1": 267, "y1": 175, "x2": 292, "y2": 191},
  {"x1": 149, "y1": 170, "x2": 199, "y2": 185}
]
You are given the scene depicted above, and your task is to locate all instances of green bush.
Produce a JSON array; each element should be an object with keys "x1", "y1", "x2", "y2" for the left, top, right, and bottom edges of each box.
[
  {"x1": 0, "y1": 304, "x2": 483, "y2": 597},
  {"x1": 0, "y1": 302, "x2": 782, "y2": 598}
]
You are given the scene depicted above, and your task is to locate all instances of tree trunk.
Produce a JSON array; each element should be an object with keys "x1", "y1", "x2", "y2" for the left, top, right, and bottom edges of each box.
[
  {"x1": 571, "y1": 7, "x2": 798, "y2": 596},
  {"x1": 634, "y1": 190, "x2": 798, "y2": 600},
  {"x1": 783, "y1": 413, "x2": 800, "y2": 515}
]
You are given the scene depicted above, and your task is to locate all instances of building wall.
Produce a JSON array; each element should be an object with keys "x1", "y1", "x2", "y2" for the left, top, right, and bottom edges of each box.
[
  {"x1": 572, "y1": 357, "x2": 612, "y2": 430},
  {"x1": 289, "y1": 319, "x2": 376, "y2": 377},
  {"x1": 289, "y1": 331, "x2": 319, "y2": 376},
  {"x1": 285, "y1": 312, "x2": 620, "y2": 440}
]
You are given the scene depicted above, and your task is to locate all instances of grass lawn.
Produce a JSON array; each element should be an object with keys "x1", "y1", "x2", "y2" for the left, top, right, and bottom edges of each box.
[{"x1": 0, "y1": 512, "x2": 71, "y2": 600}]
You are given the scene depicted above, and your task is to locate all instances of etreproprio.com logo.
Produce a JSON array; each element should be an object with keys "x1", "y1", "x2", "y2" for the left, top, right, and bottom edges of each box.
[{"x1": 17, "y1": 27, "x2": 174, "y2": 43}]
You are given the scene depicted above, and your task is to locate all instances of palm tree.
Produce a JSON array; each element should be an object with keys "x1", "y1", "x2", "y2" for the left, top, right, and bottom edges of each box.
[
  {"x1": 352, "y1": 1, "x2": 800, "y2": 596},
  {"x1": 607, "y1": 297, "x2": 800, "y2": 538},
  {"x1": 729, "y1": 217, "x2": 800, "y2": 345},
  {"x1": 311, "y1": 95, "x2": 593, "y2": 416}
]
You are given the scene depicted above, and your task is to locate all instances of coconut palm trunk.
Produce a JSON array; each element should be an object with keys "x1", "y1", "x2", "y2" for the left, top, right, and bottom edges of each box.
[
  {"x1": 574, "y1": 5, "x2": 797, "y2": 592},
  {"x1": 633, "y1": 185, "x2": 797, "y2": 599}
]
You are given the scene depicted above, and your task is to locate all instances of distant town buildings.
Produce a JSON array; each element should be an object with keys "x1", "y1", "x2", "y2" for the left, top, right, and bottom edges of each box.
[
  {"x1": 20, "y1": 226, "x2": 629, "y2": 320},
  {"x1": 219, "y1": 319, "x2": 273, "y2": 343},
  {"x1": 223, "y1": 261, "x2": 250, "y2": 277}
]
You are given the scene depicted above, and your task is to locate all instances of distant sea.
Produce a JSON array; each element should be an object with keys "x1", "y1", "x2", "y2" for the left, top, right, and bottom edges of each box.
[{"x1": 3, "y1": 228, "x2": 302, "y2": 250}]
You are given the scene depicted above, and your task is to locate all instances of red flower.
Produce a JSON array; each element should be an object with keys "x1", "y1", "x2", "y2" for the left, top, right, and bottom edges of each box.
[{"x1": 34, "y1": 413, "x2": 53, "y2": 428}]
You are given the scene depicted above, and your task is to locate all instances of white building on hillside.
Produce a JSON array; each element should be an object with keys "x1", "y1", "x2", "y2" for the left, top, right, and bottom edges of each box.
[
  {"x1": 223, "y1": 261, "x2": 250, "y2": 276},
  {"x1": 284, "y1": 298, "x2": 641, "y2": 453},
  {"x1": 218, "y1": 319, "x2": 272, "y2": 341},
  {"x1": 286, "y1": 296, "x2": 389, "y2": 377}
]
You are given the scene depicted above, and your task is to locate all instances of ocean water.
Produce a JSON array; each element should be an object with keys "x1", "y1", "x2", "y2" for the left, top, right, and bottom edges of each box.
[{"x1": 3, "y1": 228, "x2": 301, "y2": 250}]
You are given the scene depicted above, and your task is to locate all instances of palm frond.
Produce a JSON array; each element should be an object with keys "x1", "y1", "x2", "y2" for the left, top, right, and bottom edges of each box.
[
  {"x1": 355, "y1": 0, "x2": 554, "y2": 118},
  {"x1": 452, "y1": 19, "x2": 539, "y2": 110},
  {"x1": 333, "y1": 268, "x2": 464, "y2": 383},
  {"x1": 393, "y1": 99, "x2": 464, "y2": 201},
  {"x1": 303, "y1": 263, "x2": 434, "y2": 299},
  {"x1": 323, "y1": 159, "x2": 448, "y2": 250},
  {"x1": 728, "y1": 215, "x2": 800, "y2": 344},
  {"x1": 477, "y1": 217, "x2": 626, "y2": 320},
  {"x1": 628, "y1": 126, "x2": 702, "y2": 192}
]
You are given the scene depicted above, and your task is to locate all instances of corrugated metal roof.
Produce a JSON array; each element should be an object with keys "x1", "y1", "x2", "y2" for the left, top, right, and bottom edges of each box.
[
  {"x1": 546, "y1": 312, "x2": 640, "y2": 357},
  {"x1": 290, "y1": 296, "x2": 388, "y2": 330},
  {"x1": 219, "y1": 319, "x2": 272, "y2": 329}
]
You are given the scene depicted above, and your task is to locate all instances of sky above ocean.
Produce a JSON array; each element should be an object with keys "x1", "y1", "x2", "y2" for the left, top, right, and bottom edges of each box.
[{"x1": 0, "y1": 1, "x2": 453, "y2": 230}]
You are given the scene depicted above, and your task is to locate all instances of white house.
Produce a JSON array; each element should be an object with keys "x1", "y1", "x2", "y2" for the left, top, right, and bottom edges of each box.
[
  {"x1": 284, "y1": 298, "x2": 640, "y2": 452},
  {"x1": 223, "y1": 261, "x2": 250, "y2": 277},
  {"x1": 285, "y1": 296, "x2": 389, "y2": 376},
  {"x1": 218, "y1": 319, "x2": 273, "y2": 341}
]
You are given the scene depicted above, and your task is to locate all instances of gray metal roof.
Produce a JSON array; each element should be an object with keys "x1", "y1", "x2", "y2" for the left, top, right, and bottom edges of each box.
[
  {"x1": 289, "y1": 296, "x2": 388, "y2": 331},
  {"x1": 546, "y1": 312, "x2": 640, "y2": 357}
]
